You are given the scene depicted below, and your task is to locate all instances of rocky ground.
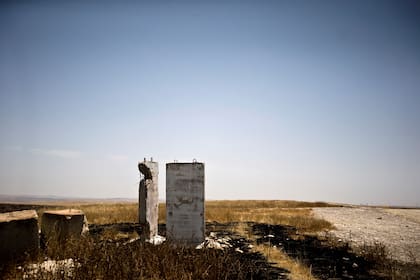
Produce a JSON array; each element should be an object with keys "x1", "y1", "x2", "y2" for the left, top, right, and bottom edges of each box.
[{"x1": 313, "y1": 207, "x2": 420, "y2": 264}]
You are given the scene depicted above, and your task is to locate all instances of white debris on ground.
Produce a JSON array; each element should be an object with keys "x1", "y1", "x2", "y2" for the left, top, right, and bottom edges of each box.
[
  {"x1": 122, "y1": 235, "x2": 166, "y2": 246},
  {"x1": 147, "y1": 235, "x2": 166, "y2": 245},
  {"x1": 20, "y1": 258, "x2": 79, "y2": 278},
  {"x1": 196, "y1": 232, "x2": 234, "y2": 250},
  {"x1": 235, "y1": 248, "x2": 244, "y2": 253}
]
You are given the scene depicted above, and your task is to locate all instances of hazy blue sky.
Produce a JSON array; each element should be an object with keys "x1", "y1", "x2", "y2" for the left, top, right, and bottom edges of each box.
[{"x1": 1, "y1": 0, "x2": 419, "y2": 206}]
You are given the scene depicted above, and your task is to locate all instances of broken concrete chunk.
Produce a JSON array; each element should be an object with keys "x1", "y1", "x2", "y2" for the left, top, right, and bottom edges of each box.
[
  {"x1": 41, "y1": 209, "x2": 88, "y2": 242},
  {"x1": 0, "y1": 210, "x2": 40, "y2": 261}
]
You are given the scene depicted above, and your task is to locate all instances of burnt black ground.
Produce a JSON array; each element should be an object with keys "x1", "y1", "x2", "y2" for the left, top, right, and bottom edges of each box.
[
  {"x1": 2, "y1": 203, "x2": 414, "y2": 279},
  {"x1": 253, "y1": 223, "x2": 389, "y2": 280},
  {"x1": 89, "y1": 222, "x2": 289, "y2": 280}
]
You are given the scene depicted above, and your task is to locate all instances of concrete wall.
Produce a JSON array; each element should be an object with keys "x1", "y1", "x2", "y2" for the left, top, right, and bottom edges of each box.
[
  {"x1": 0, "y1": 210, "x2": 39, "y2": 261},
  {"x1": 166, "y1": 162, "x2": 205, "y2": 245},
  {"x1": 138, "y1": 159, "x2": 159, "y2": 239},
  {"x1": 41, "y1": 209, "x2": 88, "y2": 242}
]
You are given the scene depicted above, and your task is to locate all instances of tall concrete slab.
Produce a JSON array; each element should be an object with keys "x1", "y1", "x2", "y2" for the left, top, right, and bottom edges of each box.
[
  {"x1": 138, "y1": 159, "x2": 159, "y2": 239},
  {"x1": 166, "y1": 162, "x2": 205, "y2": 245},
  {"x1": 0, "y1": 210, "x2": 39, "y2": 261}
]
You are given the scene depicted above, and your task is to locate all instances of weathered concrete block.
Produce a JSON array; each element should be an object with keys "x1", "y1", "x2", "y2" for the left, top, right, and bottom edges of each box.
[
  {"x1": 41, "y1": 209, "x2": 88, "y2": 242},
  {"x1": 166, "y1": 162, "x2": 205, "y2": 245},
  {"x1": 138, "y1": 159, "x2": 159, "y2": 239},
  {"x1": 0, "y1": 210, "x2": 39, "y2": 261}
]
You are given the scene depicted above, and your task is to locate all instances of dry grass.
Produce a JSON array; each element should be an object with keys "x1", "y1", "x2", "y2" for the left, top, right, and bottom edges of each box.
[
  {"x1": 35, "y1": 200, "x2": 334, "y2": 233},
  {"x1": 206, "y1": 200, "x2": 334, "y2": 233},
  {"x1": 2, "y1": 235, "x2": 273, "y2": 280},
  {"x1": 233, "y1": 222, "x2": 318, "y2": 280},
  {"x1": 2, "y1": 200, "x2": 335, "y2": 280},
  {"x1": 253, "y1": 244, "x2": 318, "y2": 280},
  {"x1": 36, "y1": 203, "x2": 167, "y2": 225}
]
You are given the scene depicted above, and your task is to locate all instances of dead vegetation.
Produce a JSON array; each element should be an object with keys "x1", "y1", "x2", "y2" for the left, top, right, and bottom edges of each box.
[
  {"x1": 253, "y1": 244, "x2": 317, "y2": 280},
  {"x1": 2, "y1": 200, "x2": 414, "y2": 279},
  {"x1": 32, "y1": 200, "x2": 334, "y2": 233},
  {"x1": 233, "y1": 222, "x2": 318, "y2": 280},
  {"x1": 205, "y1": 200, "x2": 334, "y2": 233},
  {"x1": 2, "y1": 235, "x2": 276, "y2": 280}
]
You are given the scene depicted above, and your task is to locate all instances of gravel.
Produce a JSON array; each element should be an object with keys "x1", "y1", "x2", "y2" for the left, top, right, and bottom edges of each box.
[{"x1": 313, "y1": 207, "x2": 420, "y2": 264}]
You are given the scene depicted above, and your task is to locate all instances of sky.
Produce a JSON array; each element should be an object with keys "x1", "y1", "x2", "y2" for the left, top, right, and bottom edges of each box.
[{"x1": 0, "y1": 0, "x2": 419, "y2": 206}]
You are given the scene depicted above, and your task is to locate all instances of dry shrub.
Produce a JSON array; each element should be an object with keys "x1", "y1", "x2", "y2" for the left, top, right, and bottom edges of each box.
[{"x1": 2, "y1": 236, "x2": 276, "y2": 280}]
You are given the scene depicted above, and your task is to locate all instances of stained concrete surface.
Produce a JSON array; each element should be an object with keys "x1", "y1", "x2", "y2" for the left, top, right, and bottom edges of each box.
[
  {"x1": 166, "y1": 162, "x2": 205, "y2": 245},
  {"x1": 138, "y1": 160, "x2": 159, "y2": 239}
]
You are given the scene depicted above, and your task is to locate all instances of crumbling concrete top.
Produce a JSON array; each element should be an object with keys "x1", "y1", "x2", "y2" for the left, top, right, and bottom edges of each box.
[
  {"x1": 43, "y1": 209, "x2": 85, "y2": 216},
  {"x1": 138, "y1": 160, "x2": 159, "y2": 179},
  {"x1": 0, "y1": 210, "x2": 38, "y2": 223}
]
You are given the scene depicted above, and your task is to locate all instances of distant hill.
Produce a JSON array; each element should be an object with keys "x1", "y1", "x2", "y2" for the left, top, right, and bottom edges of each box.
[{"x1": 0, "y1": 194, "x2": 137, "y2": 204}]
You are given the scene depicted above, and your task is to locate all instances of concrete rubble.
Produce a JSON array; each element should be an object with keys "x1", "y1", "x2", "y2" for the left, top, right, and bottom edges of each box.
[
  {"x1": 196, "y1": 232, "x2": 232, "y2": 250},
  {"x1": 123, "y1": 235, "x2": 166, "y2": 246},
  {"x1": 19, "y1": 258, "x2": 79, "y2": 278},
  {"x1": 147, "y1": 234, "x2": 166, "y2": 245},
  {"x1": 195, "y1": 231, "x2": 254, "y2": 254}
]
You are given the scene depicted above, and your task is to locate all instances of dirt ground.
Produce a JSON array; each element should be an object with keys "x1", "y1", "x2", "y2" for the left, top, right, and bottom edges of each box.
[{"x1": 313, "y1": 207, "x2": 420, "y2": 264}]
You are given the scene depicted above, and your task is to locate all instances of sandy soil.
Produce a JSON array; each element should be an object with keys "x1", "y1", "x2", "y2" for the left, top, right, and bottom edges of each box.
[{"x1": 313, "y1": 207, "x2": 420, "y2": 264}]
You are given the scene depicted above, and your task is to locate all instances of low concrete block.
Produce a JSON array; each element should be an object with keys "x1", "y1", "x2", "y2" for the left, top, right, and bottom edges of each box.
[
  {"x1": 41, "y1": 209, "x2": 88, "y2": 242},
  {"x1": 0, "y1": 210, "x2": 39, "y2": 261}
]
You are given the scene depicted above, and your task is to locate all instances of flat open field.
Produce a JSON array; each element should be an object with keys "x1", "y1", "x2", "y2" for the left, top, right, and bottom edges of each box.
[
  {"x1": 313, "y1": 207, "x2": 420, "y2": 264},
  {"x1": 1, "y1": 200, "x2": 419, "y2": 280}
]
